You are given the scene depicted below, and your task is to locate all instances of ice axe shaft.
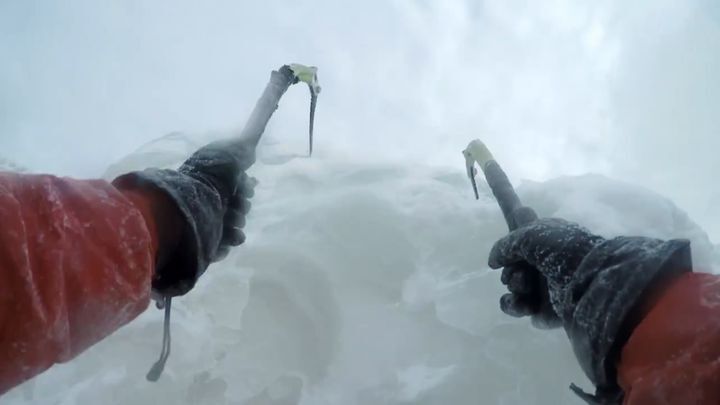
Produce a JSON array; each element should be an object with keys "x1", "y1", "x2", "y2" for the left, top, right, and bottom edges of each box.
[
  {"x1": 480, "y1": 160, "x2": 538, "y2": 229},
  {"x1": 237, "y1": 66, "x2": 298, "y2": 149},
  {"x1": 147, "y1": 63, "x2": 319, "y2": 382},
  {"x1": 463, "y1": 139, "x2": 558, "y2": 330},
  {"x1": 236, "y1": 64, "x2": 319, "y2": 156}
]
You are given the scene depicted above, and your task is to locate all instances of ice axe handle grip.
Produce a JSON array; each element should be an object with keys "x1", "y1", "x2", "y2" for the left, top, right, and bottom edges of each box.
[
  {"x1": 482, "y1": 161, "x2": 538, "y2": 230},
  {"x1": 482, "y1": 161, "x2": 560, "y2": 329}
]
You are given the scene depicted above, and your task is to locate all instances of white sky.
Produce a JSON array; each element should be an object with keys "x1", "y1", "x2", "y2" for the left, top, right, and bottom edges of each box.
[{"x1": 1, "y1": 0, "x2": 719, "y2": 235}]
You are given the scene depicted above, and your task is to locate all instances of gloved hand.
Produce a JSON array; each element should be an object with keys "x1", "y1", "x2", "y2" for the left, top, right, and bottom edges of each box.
[
  {"x1": 114, "y1": 139, "x2": 257, "y2": 297},
  {"x1": 488, "y1": 218, "x2": 604, "y2": 325},
  {"x1": 177, "y1": 140, "x2": 257, "y2": 262},
  {"x1": 487, "y1": 217, "x2": 692, "y2": 401}
]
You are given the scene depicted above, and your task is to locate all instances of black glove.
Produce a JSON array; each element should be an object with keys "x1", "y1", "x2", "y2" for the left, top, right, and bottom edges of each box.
[
  {"x1": 115, "y1": 139, "x2": 257, "y2": 297},
  {"x1": 489, "y1": 218, "x2": 604, "y2": 325},
  {"x1": 488, "y1": 218, "x2": 692, "y2": 402}
]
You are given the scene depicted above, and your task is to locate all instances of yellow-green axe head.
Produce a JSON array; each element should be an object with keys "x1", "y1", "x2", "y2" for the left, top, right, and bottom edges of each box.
[
  {"x1": 462, "y1": 139, "x2": 495, "y2": 200},
  {"x1": 290, "y1": 63, "x2": 321, "y2": 94}
]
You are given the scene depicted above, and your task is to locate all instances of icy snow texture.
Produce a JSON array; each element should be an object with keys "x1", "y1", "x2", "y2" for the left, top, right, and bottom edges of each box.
[{"x1": 5, "y1": 136, "x2": 718, "y2": 405}]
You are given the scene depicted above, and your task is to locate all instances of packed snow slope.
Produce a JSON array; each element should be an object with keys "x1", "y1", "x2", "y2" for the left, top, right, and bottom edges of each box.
[{"x1": 6, "y1": 134, "x2": 718, "y2": 405}]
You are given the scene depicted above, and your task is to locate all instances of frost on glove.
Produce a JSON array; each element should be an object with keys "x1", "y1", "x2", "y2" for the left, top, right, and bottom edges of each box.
[
  {"x1": 114, "y1": 139, "x2": 257, "y2": 297},
  {"x1": 489, "y1": 218, "x2": 691, "y2": 403}
]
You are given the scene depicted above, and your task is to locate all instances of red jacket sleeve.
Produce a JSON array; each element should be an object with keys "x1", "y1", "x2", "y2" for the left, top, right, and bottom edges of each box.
[
  {"x1": 0, "y1": 173, "x2": 159, "y2": 395},
  {"x1": 618, "y1": 272, "x2": 720, "y2": 404}
]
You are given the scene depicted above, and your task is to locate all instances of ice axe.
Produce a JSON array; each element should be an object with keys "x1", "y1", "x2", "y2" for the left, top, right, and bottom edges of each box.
[
  {"x1": 290, "y1": 64, "x2": 321, "y2": 156},
  {"x1": 147, "y1": 63, "x2": 321, "y2": 382},
  {"x1": 462, "y1": 139, "x2": 560, "y2": 329},
  {"x1": 234, "y1": 63, "x2": 320, "y2": 155},
  {"x1": 462, "y1": 139, "x2": 537, "y2": 228}
]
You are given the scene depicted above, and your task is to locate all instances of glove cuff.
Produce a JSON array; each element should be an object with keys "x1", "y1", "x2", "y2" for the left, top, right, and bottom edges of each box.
[
  {"x1": 562, "y1": 237, "x2": 692, "y2": 396},
  {"x1": 114, "y1": 168, "x2": 224, "y2": 296}
]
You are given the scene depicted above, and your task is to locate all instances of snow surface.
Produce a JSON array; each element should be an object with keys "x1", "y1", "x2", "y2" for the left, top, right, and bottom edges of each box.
[{"x1": 4, "y1": 135, "x2": 718, "y2": 405}]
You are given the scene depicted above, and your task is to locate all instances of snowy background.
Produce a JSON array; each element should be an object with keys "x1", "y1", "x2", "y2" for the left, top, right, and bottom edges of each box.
[{"x1": 2, "y1": 0, "x2": 720, "y2": 404}]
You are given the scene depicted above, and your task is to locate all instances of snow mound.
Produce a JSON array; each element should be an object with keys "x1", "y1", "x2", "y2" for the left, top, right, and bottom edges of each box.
[{"x1": 7, "y1": 134, "x2": 717, "y2": 405}]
